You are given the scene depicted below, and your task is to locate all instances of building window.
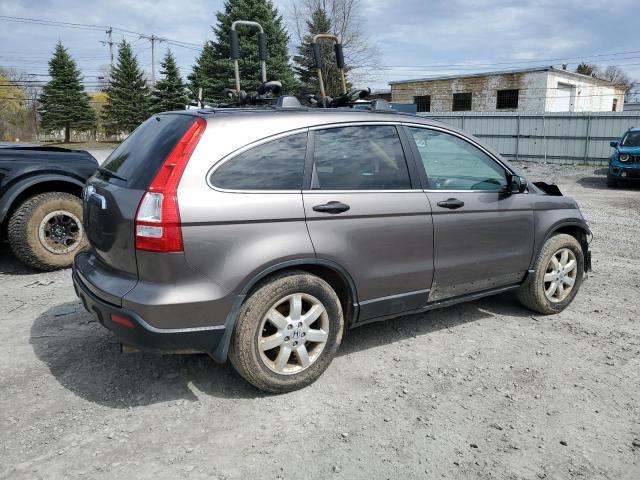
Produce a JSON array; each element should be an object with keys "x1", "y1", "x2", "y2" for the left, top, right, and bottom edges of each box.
[
  {"x1": 452, "y1": 92, "x2": 472, "y2": 111},
  {"x1": 497, "y1": 89, "x2": 519, "y2": 109},
  {"x1": 612, "y1": 98, "x2": 618, "y2": 112},
  {"x1": 414, "y1": 95, "x2": 431, "y2": 112}
]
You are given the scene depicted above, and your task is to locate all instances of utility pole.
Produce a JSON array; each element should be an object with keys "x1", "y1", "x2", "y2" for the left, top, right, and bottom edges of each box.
[
  {"x1": 101, "y1": 27, "x2": 114, "y2": 68},
  {"x1": 140, "y1": 34, "x2": 164, "y2": 85}
]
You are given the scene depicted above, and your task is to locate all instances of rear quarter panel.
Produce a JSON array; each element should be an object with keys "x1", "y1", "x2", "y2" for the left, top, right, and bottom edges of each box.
[{"x1": 177, "y1": 120, "x2": 316, "y2": 295}]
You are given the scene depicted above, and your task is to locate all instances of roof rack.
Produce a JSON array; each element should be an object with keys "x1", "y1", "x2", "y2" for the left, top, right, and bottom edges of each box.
[
  {"x1": 221, "y1": 20, "x2": 282, "y2": 106},
  {"x1": 212, "y1": 29, "x2": 412, "y2": 114}
]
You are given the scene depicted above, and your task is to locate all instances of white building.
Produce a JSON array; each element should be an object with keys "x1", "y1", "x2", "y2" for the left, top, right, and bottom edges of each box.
[{"x1": 390, "y1": 67, "x2": 626, "y2": 113}]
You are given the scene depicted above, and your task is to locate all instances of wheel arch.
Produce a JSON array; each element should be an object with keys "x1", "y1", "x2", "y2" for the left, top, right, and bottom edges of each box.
[
  {"x1": 534, "y1": 221, "x2": 591, "y2": 273},
  {"x1": 211, "y1": 258, "x2": 359, "y2": 363},
  {"x1": 0, "y1": 175, "x2": 85, "y2": 226}
]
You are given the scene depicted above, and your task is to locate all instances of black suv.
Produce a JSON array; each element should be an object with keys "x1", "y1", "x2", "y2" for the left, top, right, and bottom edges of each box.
[{"x1": 0, "y1": 146, "x2": 97, "y2": 270}]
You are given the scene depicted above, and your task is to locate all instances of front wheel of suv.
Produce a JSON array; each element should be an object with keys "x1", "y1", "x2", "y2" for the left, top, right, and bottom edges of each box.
[
  {"x1": 517, "y1": 233, "x2": 584, "y2": 315},
  {"x1": 228, "y1": 271, "x2": 344, "y2": 393}
]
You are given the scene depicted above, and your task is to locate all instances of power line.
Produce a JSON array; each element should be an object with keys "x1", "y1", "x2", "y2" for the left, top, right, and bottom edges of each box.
[{"x1": 0, "y1": 15, "x2": 202, "y2": 49}]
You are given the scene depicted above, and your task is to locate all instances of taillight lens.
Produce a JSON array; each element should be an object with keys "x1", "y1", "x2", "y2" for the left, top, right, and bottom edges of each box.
[{"x1": 135, "y1": 117, "x2": 206, "y2": 252}]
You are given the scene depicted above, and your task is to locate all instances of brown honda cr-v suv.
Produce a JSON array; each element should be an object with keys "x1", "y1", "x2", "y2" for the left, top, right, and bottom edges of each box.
[{"x1": 73, "y1": 107, "x2": 591, "y2": 392}]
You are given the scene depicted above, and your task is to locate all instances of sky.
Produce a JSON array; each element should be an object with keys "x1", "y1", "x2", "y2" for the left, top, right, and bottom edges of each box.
[{"x1": 1, "y1": 0, "x2": 639, "y2": 93}]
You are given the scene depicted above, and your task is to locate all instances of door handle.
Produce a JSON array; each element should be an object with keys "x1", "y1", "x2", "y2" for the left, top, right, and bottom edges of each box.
[
  {"x1": 437, "y1": 198, "x2": 465, "y2": 209},
  {"x1": 312, "y1": 201, "x2": 350, "y2": 214}
]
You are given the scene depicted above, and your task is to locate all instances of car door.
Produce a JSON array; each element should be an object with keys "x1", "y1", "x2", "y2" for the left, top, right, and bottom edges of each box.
[
  {"x1": 403, "y1": 124, "x2": 534, "y2": 302},
  {"x1": 302, "y1": 124, "x2": 434, "y2": 323}
]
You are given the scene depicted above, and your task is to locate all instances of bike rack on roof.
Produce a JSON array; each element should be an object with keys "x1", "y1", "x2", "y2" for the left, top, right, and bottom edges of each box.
[
  {"x1": 225, "y1": 20, "x2": 282, "y2": 105},
  {"x1": 215, "y1": 27, "x2": 406, "y2": 114},
  {"x1": 311, "y1": 33, "x2": 347, "y2": 98},
  {"x1": 305, "y1": 33, "x2": 371, "y2": 109}
]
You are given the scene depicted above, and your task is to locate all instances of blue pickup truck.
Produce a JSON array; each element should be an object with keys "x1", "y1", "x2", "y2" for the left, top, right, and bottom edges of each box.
[{"x1": 607, "y1": 128, "x2": 640, "y2": 187}]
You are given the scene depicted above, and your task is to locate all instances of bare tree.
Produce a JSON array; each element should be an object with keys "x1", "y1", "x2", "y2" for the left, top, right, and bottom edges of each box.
[
  {"x1": 601, "y1": 65, "x2": 636, "y2": 96},
  {"x1": 290, "y1": 0, "x2": 381, "y2": 89},
  {"x1": 0, "y1": 67, "x2": 40, "y2": 140}
]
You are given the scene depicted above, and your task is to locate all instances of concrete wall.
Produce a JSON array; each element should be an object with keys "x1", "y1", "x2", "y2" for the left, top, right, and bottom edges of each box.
[
  {"x1": 391, "y1": 70, "x2": 626, "y2": 113},
  {"x1": 391, "y1": 71, "x2": 545, "y2": 112},
  {"x1": 545, "y1": 70, "x2": 626, "y2": 112}
]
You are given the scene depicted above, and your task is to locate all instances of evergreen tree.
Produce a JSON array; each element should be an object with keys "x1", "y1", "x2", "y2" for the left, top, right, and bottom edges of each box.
[
  {"x1": 103, "y1": 40, "x2": 151, "y2": 135},
  {"x1": 38, "y1": 42, "x2": 95, "y2": 143},
  {"x1": 151, "y1": 49, "x2": 188, "y2": 113},
  {"x1": 188, "y1": 0, "x2": 296, "y2": 104},
  {"x1": 576, "y1": 62, "x2": 598, "y2": 77},
  {"x1": 292, "y1": 6, "x2": 352, "y2": 96}
]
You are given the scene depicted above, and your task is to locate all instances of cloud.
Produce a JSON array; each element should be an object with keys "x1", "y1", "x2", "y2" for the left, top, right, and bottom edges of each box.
[{"x1": 1, "y1": 0, "x2": 639, "y2": 89}]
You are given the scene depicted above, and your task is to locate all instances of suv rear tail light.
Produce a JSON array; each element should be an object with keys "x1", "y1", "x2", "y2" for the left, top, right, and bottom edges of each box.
[{"x1": 135, "y1": 117, "x2": 206, "y2": 252}]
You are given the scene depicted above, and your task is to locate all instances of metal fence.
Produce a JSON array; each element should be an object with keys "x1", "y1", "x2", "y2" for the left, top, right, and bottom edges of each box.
[{"x1": 417, "y1": 111, "x2": 640, "y2": 165}]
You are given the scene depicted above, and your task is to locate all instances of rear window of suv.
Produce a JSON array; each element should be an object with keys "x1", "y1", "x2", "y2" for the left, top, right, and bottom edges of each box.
[{"x1": 99, "y1": 114, "x2": 196, "y2": 189}]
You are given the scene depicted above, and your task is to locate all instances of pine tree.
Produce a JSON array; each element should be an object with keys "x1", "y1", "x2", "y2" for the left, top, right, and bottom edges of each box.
[
  {"x1": 188, "y1": 0, "x2": 296, "y2": 104},
  {"x1": 38, "y1": 42, "x2": 95, "y2": 143},
  {"x1": 151, "y1": 49, "x2": 188, "y2": 113},
  {"x1": 576, "y1": 62, "x2": 598, "y2": 77},
  {"x1": 103, "y1": 40, "x2": 151, "y2": 135},
  {"x1": 292, "y1": 6, "x2": 351, "y2": 96}
]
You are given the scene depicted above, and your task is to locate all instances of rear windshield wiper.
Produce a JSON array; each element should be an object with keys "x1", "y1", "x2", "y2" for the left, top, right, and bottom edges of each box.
[{"x1": 97, "y1": 166, "x2": 127, "y2": 182}]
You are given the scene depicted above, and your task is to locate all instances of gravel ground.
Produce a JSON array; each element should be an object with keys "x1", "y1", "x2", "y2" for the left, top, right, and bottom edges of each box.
[{"x1": 0, "y1": 162, "x2": 639, "y2": 480}]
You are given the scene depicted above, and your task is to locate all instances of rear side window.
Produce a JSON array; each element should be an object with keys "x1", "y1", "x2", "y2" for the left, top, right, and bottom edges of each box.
[
  {"x1": 210, "y1": 133, "x2": 307, "y2": 190},
  {"x1": 100, "y1": 114, "x2": 196, "y2": 189},
  {"x1": 312, "y1": 125, "x2": 411, "y2": 190}
]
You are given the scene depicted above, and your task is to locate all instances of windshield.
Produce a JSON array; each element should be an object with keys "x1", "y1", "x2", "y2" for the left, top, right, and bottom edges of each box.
[{"x1": 621, "y1": 132, "x2": 640, "y2": 147}]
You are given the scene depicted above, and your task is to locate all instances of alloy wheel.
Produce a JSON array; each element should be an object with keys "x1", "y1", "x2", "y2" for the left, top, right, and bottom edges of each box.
[
  {"x1": 543, "y1": 248, "x2": 578, "y2": 303},
  {"x1": 258, "y1": 293, "x2": 330, "y2": 375}
]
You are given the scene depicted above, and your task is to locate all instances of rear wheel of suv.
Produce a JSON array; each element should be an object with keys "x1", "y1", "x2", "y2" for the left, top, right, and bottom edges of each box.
[
  {"x1": 8, "y1": 192, "x2": 87, "y2": 271},
  {"x1": 228, "y1": 271, "x2": 344, "y2": 393},
  {"x1": 517, "y1": 233, "x2": 584, "y2": 315}
]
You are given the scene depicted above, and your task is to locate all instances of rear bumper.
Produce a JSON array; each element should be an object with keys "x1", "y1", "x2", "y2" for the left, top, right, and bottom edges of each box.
[{"x1": 72, "y1": 269, "x2": 225, "y2": 354}]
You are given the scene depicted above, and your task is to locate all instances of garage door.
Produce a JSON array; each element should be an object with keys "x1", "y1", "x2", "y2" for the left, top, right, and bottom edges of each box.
[{"x1": 554, "y1": 84, "x2": 573, "y2": 111}]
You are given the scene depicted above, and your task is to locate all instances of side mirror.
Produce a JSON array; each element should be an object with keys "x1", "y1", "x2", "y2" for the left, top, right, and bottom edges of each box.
[
  {"x1": 610, "y1": 140, "x2": 619, "y2": 148},
  {"x1": 507, "y1": 174, "x2": 527, "y2": 194}
]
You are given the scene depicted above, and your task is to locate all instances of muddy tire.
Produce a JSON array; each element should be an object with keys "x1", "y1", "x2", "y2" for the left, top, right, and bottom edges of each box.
[
  {"x1": 8, "y1": 192, "x2": 87, "y2": 271},
  {"x1": 228, "y1": 271, "x2": 344, "y2": 393},
  {"x1": 517, "y1": 233, "x2": 584, "y2": 315}
]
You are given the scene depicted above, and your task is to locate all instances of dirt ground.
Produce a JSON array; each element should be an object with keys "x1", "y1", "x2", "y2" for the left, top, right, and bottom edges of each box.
[{"x1": 1, "y1": 163, "x2": 638, "y2": 480}]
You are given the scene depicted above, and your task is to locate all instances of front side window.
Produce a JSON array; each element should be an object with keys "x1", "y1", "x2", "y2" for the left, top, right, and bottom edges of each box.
[
  {"x1": 312, "y1": 125, "x2": 411, "y2": 190},
  {"x1": 210, "y1": 133, "x2": 307, "y2": 190},
  {"x1": 407, "y1": 127, "x2": 507, "y2": 191}
]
